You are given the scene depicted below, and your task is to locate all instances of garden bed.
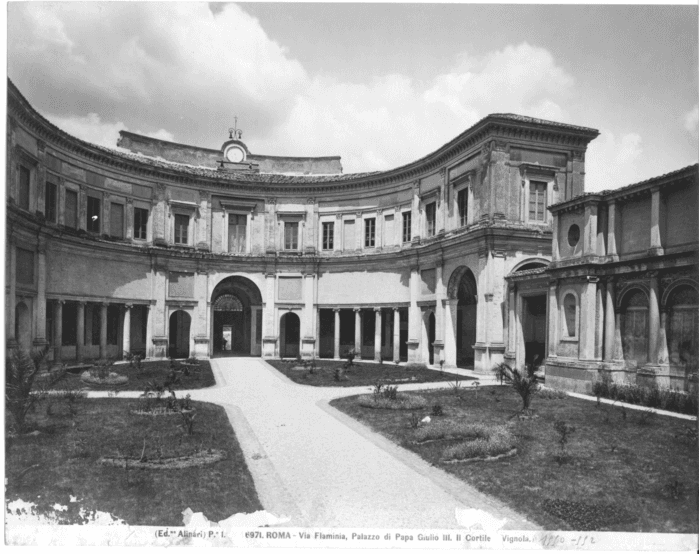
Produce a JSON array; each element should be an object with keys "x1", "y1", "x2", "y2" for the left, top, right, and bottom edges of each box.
[
  {"x1": 33, "y1": 360, "x2": 216, "y2": 391},
  {"x1": 5, "y1": 398, "x2": 261, "y2": 526},
  {"x1": 331, "y1": 385, "x2": 698, "y2": 532},
  {"x1": 267, "y1": 359, "x2": 471, "y2": 387}
]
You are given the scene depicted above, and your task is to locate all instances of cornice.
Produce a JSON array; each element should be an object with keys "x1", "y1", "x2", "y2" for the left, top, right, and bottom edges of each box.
[{"x1": 8, "y1": 79, "x2": 599, "y2": 199}]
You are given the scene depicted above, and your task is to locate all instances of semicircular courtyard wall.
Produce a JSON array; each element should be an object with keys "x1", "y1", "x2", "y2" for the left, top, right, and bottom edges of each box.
[{"x1": 6, "y1": 80, "x2": 599, "y2": 370}]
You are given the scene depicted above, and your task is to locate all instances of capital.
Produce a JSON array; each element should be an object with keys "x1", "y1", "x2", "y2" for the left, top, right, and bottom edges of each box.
[
  {"x1": 333, "y1": 308, "x2": 341, "y2": 313},
  {"x1": 353, "y1": 307, "x2": 362, "y2": 313}
]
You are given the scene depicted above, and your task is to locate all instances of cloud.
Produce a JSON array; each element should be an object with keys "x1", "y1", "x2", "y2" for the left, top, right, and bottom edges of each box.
[
  {"x1": 684, "y1": 105, "x2": 698, "y2": 136},
  {"x1": 584, "y1": 129, "x2": 643, "y2": 192},
  {"x1": 9, "y1": 5, "x2": 592, "y2": 175}
]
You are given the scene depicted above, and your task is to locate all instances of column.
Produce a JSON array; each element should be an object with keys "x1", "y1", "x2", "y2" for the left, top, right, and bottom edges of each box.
[
  {"x1": 76, "y1": 301, "x2": 85, "y2": 363},
  {"x1": 374, "y1": 308, "x2": 382, "y2": 362},
  {"x1": 607, "y1": 200, "x2": 618, "y2": 260},
  {"x1": 648, "y1": 272, "x2": 660, "y2": 364},
  {"x1": 613, "y1": 312, "x2": 623, "y2": 360},
  {"x1": 443, "y1": 300, "x2": 458, "y2": 367},
  {"x1": 551, "y1": 211, "x2": 559, "y2": 261},
  {"x1": 580, "y1": 277, "x2": 599, "y2": 361},
  {"x1": 649, "y1": 186, "x2": 663, "y2": 255},
  {"x1": 583, "y1": 202, "x2": 598, "y2": 256},
  {"x1": 333, "y1": 308, "x2": 341, "y2": 360},
  {"x1": 393, "y1": 308, "x2": 401, "y2": 363},
  {"x1": 407, "y1": 266, "x2": 420, "y2": 361},
  {"x1": 53, "y1": 300, "x2": 64, "y2": 367},
  {"x1": 100, "y1": 302, "x2": 108, "y2": 360},
  {"x1": 145, "y1": 305, "x2": 153, "y2": 359},
  {"x1": 547, "y1": 280, "x2": 558, "y2": 358},
  {"x1": 508, "y1": 285, "x2": 517, "y2": 354},
  {"x1": 35, "y1": 245, "x2": 48, "y2": 345},
  {"x1": 434, "y1": 265, "x2": 445, "y2": 364},
  {"x1": 262, "y1": 273, "x2": 276, "y2": 357},
  {"x1": 603, "y1": 279, "x2": 616, "y2": 361},
  {"x1": 123, "y1": 304, "x2": 132, "y2": 356},
  {"x1": 515, "y1": 294, "x2": 525, "y2": 368},
  {"x1": 354, "y1": 308, "x2": 362, "y2": 359},
  {"x1": 658, "y1": 310, "x2": 669, "y2": 365},
  {"x1": 250, "y1": 306, "x2": 258, "y2": 355},
  {"x1": 595, "y1": 281, "x2": 605, "y2": 360}
]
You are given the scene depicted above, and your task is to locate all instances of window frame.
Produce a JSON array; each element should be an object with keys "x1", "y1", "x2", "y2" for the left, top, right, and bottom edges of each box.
[
  {"x1": 457, "y1": 186, "x2": 469, "y2": 227},
  {"x1": 86, "y1": 194, "x2": 102, "y2": 234},
  {"x1": 18, "y1": 164, "x2": 31, "y2": 211},
  {"x1": 45, "y1": 181, "x2": 58, "y2": 223},
  {"x1": 425, "y1": 201, "x2": 436, "y2": 237},
  {"x1": 226, "y1": 211, "x2": 250, "y2": 254},
  {"x1": 364, "y1": 217, "x2": 376, "y2": 248},
  {"x1": 173, "y1": 212, "x2": 191, "y2": 245},
  {"x1": 402, "y1": 211, "x2": 412, "y2": 243},
  {"x1": 64, "y1": 187, "x2": 79, "y2": 230},
  {"x1": 284, "y1": 221, "x2": 299, "y2": 251},
  {"x1": 322, "y1": 221, "x2": 335, "y2": 251},
  {"x1": 133, "y1": 205, "x2": 150, "y2": 241}
]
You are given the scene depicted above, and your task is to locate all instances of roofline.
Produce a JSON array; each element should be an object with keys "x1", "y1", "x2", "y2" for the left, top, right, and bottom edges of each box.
[
  {"x1": 8, "y1": 78, "x2": 601, "y2": 190},
  {"x1": 549, "y1": 163, "x2": 698, "y2": 212}
]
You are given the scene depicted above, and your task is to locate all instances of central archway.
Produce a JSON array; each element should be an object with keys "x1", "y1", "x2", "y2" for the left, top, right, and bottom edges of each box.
[{"x1": 211, "y1": 276, "x2": 263, "y2": 357}]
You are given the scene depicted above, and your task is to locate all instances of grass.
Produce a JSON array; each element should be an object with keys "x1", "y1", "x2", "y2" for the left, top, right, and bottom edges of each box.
[
  {"x1": 6, "y1": 397, "x2": 261, "y2": 526},
  {"x1": 357, "y1": 393, "x2": 428, "y2": 410},
  {"x1": 35, "y1": 360, "x2": 216, "y2": 391},
  {"x1": 331, "y1": 385, "x2": 698, "y2": 533},
  {"x1": 267, "y1": 359, "x2": 471, "y2": 387}
]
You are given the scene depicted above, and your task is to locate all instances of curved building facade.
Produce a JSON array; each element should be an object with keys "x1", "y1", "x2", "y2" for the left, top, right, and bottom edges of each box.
[{"x1": 7, "y1": 79, "x2": 602, "y2": 372}]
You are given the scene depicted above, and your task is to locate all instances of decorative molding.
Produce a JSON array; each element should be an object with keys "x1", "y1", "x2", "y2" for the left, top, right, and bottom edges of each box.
[{"x1": 572, "y1": 150, "x2": 585, "y2": 162}]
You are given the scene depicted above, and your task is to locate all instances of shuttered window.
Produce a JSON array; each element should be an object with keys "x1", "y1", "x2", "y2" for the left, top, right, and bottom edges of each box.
[
  {"x1": 364, "y1": 218, "x2": 376, "y2": 248},
  {"x1": 322, "y1": 222, "x2": 334, "y2": 250},
  {"x1": 458, "y1": 188, "x2": 468, "y2": 227},
  {"x1": 134, "y1": 207, "x2": 148, "y2": 240},
  {"x1": 284, "y1": 221, "x2": 298, "y2": 250},
  {"x1": 228, "y1": 214, "x2": 247, "y2": 253},
  {"x1": 45, "y1": 182, "x2": 57, "y2": 223},
  {"x1": 18, "y1": 166, "x2": 30, "y2": 210},
  {"x1": 402, "y1": 212, "x2": 411, "y2": 243},
  {"x1": 425, "y1": 202, "x2": 436, "y2": 237},
  {"x1": 110, "y1": 203, "x2": 124, "y2": 238},
  {"x1": 87, "y1": 196, "x2": 101, "y2": 233},
  {"x1": 174, "y1": 214, "x2": 189, "y2": 244},
  {"x1": 529, "y1": 181, "x2": 547, "y2": 222},
  {"x1": 65, "y1": 189, "x2": 78, "y2": 229}
]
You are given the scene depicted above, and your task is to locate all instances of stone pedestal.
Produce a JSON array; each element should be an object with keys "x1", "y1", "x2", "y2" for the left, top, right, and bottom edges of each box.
[
  {"x1": 151, "y1": 336, "x2": 168, "y2": 359},
  {"x1": 301, "y1": 337, "x2": 316, "y2": 359},
  {"x1": 193, "y1": 336, "x2": 210, "y2": 359},
  {"x1": 407, "y1": 339, "x2": 420, "y2": 363},
  {"x1": 262, "y1": 337, "x2": 277, "y2": 358}
]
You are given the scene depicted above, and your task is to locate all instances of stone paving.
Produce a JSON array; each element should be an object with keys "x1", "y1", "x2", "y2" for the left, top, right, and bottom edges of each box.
[{"x1": 88, "y1": 358, "x2": 537, "y2": 530}]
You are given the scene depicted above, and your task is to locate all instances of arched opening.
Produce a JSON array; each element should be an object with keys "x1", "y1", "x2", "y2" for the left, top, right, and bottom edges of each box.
[
  {"x1": 667, "y1": 285, "x2": 698, "y2": 372},
  {"x1": 169, "y1": 310, "x2": 191, "y2": 358},
  {"x1": 620, "y1": 289, "x2": 648, "y2": 367},
  {"x1": 280, "y1": 312, "x2": 301, "y2": 359},
  {"x1": 427, "y1": 311, "x2": 436, "y2": 365},
  {"x1": 211, "y1": 276, "x2": 263, "y2": 357},
  {"x1": 15, "y1": 301, "x2": 31, "y2": 352},
  {"x1": 448, "y1": 266, "x2": 478, "y2": 368}
]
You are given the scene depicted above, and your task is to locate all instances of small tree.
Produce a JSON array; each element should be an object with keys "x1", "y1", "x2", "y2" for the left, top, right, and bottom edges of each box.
[
  {"x1": 495, "y1": 361, "x2": 540, "y2": 413},
  {"x1": 6, "y1": 345, "x2": 50, "y2": 433}
]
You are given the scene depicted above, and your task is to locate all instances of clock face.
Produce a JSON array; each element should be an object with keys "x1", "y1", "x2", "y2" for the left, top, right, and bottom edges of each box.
[{"x1": 226, "y1": 146, "x2": 245, "y2": 163}]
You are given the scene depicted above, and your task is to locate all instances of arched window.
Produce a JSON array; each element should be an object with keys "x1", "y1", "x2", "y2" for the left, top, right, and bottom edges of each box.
[
  {"x1": 621, "y1": 289, "x2": 648, "y2": 367},
  {"x1": 214, "y1": 294, "x2": 243, "y2": 312},
  {"x1": 667, "y1": 285, "x2": 698, "y2": 368},
  {"x1": 562, "y1": 293, "x2": 577, "y2": 339}
]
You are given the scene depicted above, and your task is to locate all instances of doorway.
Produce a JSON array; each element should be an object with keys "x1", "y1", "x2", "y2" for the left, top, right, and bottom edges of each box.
[
  {"x1": 280, "y1": 312, "x2": 300, "y2": 358},
  {"x1": 169, "y1": 310, "x2": 191, "y2": 358},
  {"x1": 523, "y1": 295, "x2": 546, "y2": 367}
]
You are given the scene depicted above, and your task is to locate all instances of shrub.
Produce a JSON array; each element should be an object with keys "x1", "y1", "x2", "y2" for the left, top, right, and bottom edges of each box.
[
  {"x1": 344, "y1": 349, "x2": 356, "y2": 367},
  {"x1": 414, "y1": 420, "x2": 489, "y2": 443},
  {"x1": 553, "y1": 419, "x2": 575, "y2": 462},
  {"x1": 591, "y1": 374, "x2": 698, "y2": 416},
  {"x1": 6, "y1": 345, "x2": 50, "y2": 433},
  {"x1": 442, "y1": 426, "x2": 516, "y2": 461},
  {"x1": 408, "y1": 412, "x2": 421, "y2": 429},
  {"x1": 431, "y1": 404, "x2": 444, "y2": 417},
  {"x1": 495, "y1": 362, "x2": 539, "y2": 412},
  {"x1": 405, "y1": 362, "x2": 428, "y2": 371},
  {"x1": 538, "y1": 388, "x2": 567, "y2": 400},
  {"x1": 358, "y1": 393, "x2": 427, "y2": 410}
]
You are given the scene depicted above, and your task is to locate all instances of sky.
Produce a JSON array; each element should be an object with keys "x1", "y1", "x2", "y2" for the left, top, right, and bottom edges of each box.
[{"x1": 6, "y1": 2, "x2": 698, "y2": 192}]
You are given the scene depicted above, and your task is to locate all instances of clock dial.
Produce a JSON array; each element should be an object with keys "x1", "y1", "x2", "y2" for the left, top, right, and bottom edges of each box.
[{"x1": 226, "y1": 146, "x2": 245, "y2": 163}]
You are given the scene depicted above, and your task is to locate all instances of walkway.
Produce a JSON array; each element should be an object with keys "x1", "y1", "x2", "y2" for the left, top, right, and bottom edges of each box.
[{"x1": 176, "y1": 358, "x2": 539, "y2": 529}]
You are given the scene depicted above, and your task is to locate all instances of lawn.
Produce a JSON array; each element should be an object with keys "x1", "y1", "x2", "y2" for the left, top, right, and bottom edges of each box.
[
  {"x1": 267, "y1": 359, "x2": 472, "y2": 387},
  {"x1": 6, "y1": 397, "x2": 261, "y2": 526},
  {"x1": 331, "y1": 386, "x2": 698, "y2": 532},
  {"x1": 36, "y1": 360, "x2": 216, "y2": 391}
]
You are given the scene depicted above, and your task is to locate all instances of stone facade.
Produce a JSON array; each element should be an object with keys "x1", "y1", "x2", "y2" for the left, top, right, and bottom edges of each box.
[
  {"x1": 507, "y1": 164, "x2": 699, "y2": 392},
  {"x1": 7, "y1": 79, "x2": 604, "y2": 374}
]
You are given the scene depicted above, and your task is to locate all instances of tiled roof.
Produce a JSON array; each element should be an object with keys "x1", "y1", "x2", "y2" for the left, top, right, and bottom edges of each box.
[{"x1": 549, "y1": 163, "x2": 698, "y2": 209}]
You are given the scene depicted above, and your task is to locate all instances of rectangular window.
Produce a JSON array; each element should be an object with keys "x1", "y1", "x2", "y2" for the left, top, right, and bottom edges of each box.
[
  {"x1": 45, "y1": 182, "x2": 57, "y2": 223},
  {"x1": 16, "y1": 248, "x2": 35, "y2": 285},
  {"x1": 134, "y1": 207, "x2": 149, "y2": 240},
  {"x1": 364, "y1": 218, "x2": 376, "y2": 248},
  {"x1": 457, "y1": 188, "x2": 468, "y2": 227},
  {"x1": 228, "y1": 213, "x2": 247, "y2": 253},
  {"x1": 65, "y1": 189, "x2": 78, "y2": 229},
  {"x1": 110, "y1": 203, "x2": 124, "y2": 238},
  {"x1": 529, "y1": 181, "x2": 547, "y2": 222},
  {"x1": 402, "y1": 211, "x2": 412, "y2": 243},
  {"x1": 284, "y1": 221, "x2": 299, "y2": 250},
  {"x1": 425, "y1": 202, "x2": 436, "y2": 237},
  {"x1": 174, "y1": 214, "x2": 189, "y2": 244},
  {"x1": 322, "y1": 221, "x2": 334, "y2": 250},
  {"x1": 18, "y1": 165, "x2": 30, "y2": 210},
  {"x1": 87, "y1": 196, "x2": 101, "y2": 233}
]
